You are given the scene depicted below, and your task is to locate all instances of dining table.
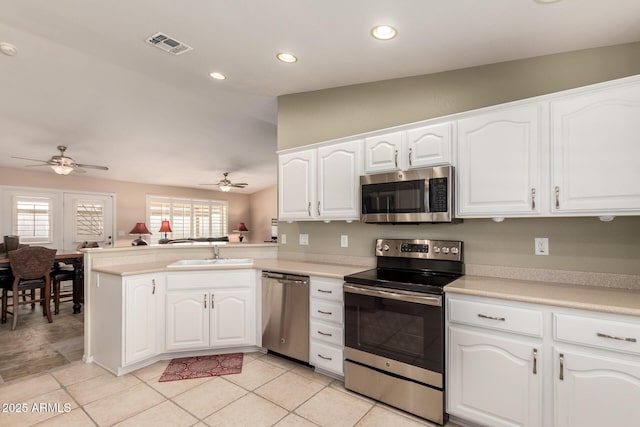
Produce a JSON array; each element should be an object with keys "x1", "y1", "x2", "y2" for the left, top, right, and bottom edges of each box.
[{"x1": 0, "y1": 250, "x2": 84, "y2": 314}]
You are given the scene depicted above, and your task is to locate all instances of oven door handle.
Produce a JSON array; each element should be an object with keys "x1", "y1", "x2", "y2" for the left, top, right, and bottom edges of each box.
[{"x1": 344, "y1": 283, "x2": 442, "y2": 307}]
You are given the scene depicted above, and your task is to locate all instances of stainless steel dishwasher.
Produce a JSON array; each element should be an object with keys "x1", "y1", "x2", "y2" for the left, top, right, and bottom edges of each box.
[{"x1": 262, "y1": 271, "x2": 309, "y2": 363}]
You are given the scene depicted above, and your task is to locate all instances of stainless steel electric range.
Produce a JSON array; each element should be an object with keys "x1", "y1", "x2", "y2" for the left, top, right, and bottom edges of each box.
[{"x1": 343, "y1": 238, "x2": 464, "y2": 425}]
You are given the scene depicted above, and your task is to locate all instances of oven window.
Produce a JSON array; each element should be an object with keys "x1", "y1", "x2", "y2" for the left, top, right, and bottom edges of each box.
[
  {"x1": 344, "y1": 291, "x2": 443, "y2": 373},
  {"x1": 362, "y1": 180, "x2": 424, "y2": 214}
]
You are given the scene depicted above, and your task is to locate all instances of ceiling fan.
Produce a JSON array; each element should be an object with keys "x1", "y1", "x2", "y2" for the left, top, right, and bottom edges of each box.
[
  {"x1": 12, "y1": 145, "x2": 109, "y2": 175},
  {"x1": 200, "y1": 172, "x2": 248, "y2": 192}
]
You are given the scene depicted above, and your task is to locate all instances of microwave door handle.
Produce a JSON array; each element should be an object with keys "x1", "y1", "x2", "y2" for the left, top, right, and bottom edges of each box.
[{"x1": 425, "y1": 179, "x2": 431, "y2": 215}]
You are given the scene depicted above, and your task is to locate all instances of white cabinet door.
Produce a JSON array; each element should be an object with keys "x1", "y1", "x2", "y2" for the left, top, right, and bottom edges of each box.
[
  {"x1": 124, "y1": 275, "x2": 162, "y2": 365},
  {"x1": 457, "y1": 104, "x2": 544, "y2": 217},
  {"x1": 165, "y1": 290, "x2": 209, "y2": 351},
  {"x1": 364, "y1": 131, "x2": 404, "y2": 173},
  {"x1": 551, "y1": 81, "x2": 640, "y2": 214},
  {"x1": 210, "y1": 288, "x2": 254, "y2": 347},
  {"x1": 279, "y1": 149, "x2": 316, "y2": 220},
  {"x1": 554, "y1": 348, "x2": 640, "y2": 427},
  {"x1": 448, "y1": 326, "x2": 542, "y2": 427},
  {"x1": 317, "y1": 140, "x2": 362, "y2": 219},
  {"x1": 406, "y1": 122, "x2": 452, "y2": 168}
]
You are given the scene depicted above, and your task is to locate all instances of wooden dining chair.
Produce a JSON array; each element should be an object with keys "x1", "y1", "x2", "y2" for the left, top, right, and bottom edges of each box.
[
  {"x1": 4, "y1": 246, "x2": 57, "y2": 330},
  {"x1": 51, "y1": 262, "x2": 75, "y2": 314}
]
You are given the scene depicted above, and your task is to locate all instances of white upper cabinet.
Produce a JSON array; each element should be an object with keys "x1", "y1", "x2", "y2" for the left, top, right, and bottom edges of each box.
[
  {"x1": 457, "y1": 103, "x2": 545, "y2": 217},
  {"x1": 278, "y1": 149, "x2": 316, "y2": 220},
  {"x1": 364, "y1": 131, "x2": 404, "y2": 173},
  {"x1": 550, "y1": 79, "x2": 640, "y2": 215},
  {"x1": 279, "y1": 140, "x2": 362, "y2": 221},
  {"x1": 364, "y1": 123, "x2": 452, "y2": 173},
  {"x1": 317, "y1": 140, "x2": 362, "y2": 219},
  {"x1": 406, "y1": 122, "x2": 452, "y2": 168}
]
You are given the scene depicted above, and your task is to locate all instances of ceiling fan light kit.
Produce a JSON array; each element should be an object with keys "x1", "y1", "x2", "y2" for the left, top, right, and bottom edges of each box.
[{"x1": 12, "y1": 145, "x2": 109, "y2": 175}]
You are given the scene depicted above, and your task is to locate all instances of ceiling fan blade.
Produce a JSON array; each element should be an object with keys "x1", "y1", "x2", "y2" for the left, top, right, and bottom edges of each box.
[
  {"x1": 24, "y1": 163, "x2": 51, "y2": 168},
  {"x1": 76, "y1": 163, "x2": 109, "y2": 171},
  {"x1": 231, "y1": 184, "x2": 247, "y2": 187},
  {"x1": 11, "y1": 156, "x2": 51, "y2": 164}
]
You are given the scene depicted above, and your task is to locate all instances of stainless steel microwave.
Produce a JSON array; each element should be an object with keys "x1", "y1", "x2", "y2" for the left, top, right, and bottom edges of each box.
[{"x1": 360, "y1": 165, "x2": 456, "y2": 223}]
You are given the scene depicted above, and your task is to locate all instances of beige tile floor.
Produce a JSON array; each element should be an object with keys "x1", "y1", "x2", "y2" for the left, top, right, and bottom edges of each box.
[{"x1": 0, "y1": 300, "x2": 461, "y2": 426}]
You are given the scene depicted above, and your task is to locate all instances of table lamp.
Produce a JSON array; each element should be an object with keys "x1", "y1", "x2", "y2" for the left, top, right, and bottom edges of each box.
[
  {"x1": 130, "y1": 223, "x2": 151, "y2": 246},
  {"x1": 158, "y1": 220, "x2": 172, "y2": 244},
  {"x1": 235, "y1": 222, "x2": 249, "y2": 242}
]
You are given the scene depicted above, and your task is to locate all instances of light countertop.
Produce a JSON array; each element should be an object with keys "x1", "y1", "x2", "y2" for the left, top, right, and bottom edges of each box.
[
  {"x1": 446, "y1": 275, "x2": 640, "y2": 317},
  {"x1": 92, "y1": 259, "x2": 366, "y2": 280}
]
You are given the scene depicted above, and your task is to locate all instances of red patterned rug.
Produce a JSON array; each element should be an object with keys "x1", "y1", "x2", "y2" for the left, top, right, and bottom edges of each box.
[{"x1": 159, "y1": 353, "x2": 244, "y2": 382}]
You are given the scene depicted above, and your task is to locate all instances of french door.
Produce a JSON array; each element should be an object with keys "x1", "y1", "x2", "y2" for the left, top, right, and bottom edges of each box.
[{"x1": 63, "y1": 193, "x2": 114, "y2": 250}]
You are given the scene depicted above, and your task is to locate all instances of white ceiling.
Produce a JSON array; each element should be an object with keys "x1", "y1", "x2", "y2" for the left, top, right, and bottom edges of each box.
[{"x1": 1, "y1": 0, "x2": 639, "y2": 193}]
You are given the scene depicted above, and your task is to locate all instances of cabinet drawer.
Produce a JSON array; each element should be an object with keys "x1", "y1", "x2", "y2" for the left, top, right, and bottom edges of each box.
[
  {"x1": 310, "y1": 341, "x2": 344, "y2": 375},
  {"x1": 310, "y1": 278, "x2": 344, "y2": 303},
  {"x1": 310, "y1": 300, "x2": 343, "y2": 325},
  {"x1": 448, "y1": 298, "x2": 542, "y2": 337},
  {"x1": 310, "y1": 320, "x2": 343, "y2": 346},
  {"x1": 555, "y1": 313, "x2": 640, "y2": 355}
]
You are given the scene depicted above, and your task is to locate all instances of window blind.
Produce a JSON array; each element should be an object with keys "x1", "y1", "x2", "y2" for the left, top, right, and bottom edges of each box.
[{"x1": 14, "y1": 196, "x2": 53, "y2": 243}]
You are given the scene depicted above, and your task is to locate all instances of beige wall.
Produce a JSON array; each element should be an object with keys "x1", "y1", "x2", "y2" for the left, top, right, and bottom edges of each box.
[
  {"x1": 0, "y1": 166, "x2": 254, "y2": 246},
  {"x1": 249, "y1": 185, "x2": 277, "y2": 243},
  {"x1": 276, "y1": 42, "x2": 640, "y2": 275}
]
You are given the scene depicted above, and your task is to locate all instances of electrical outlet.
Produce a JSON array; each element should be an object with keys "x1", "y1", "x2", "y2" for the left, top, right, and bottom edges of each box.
[
  {"x1": 535, "y1": 237, "x2": 549, "y2": 256},
  {"x1": 281, "y1": 234, "x2": 286, "y2": 245},
  {"x1": 341, "y1": 235, "x2": 348, "y2": 248},
  {"x1": 118, "y1": 230, "x2": 125, "y2": 237},
  {"x1": 299, "y1": 234, "x2": 309, "y2": 246}
]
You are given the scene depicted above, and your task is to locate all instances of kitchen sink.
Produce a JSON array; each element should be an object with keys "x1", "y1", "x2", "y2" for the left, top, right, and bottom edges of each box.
[{"x1": 167, "y1": 258, "x2": 253, "y2": 267}]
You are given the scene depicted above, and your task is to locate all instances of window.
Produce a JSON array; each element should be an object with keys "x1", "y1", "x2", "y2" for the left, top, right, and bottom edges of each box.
[
  {"x1": 148, "y1": 196, "x2": 228, "y2": 243},
  {"x1": 13, "y1": 195, "x2": 53, "y2": 244},
  {"x1": 73, "y1": 199, "x2": 105, "y2": 241}
]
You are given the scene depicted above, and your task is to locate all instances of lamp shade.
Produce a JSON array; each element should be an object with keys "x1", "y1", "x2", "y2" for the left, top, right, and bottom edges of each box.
[
  {"x1": 158, "y1": 220, "x2": 172, "y2": 233},
  {"x1": 129, "y1": 223, "x2": 151, "y2": 235},
  {"x1": 236, "y1": 222, "x2": 249, "y2": 232}
]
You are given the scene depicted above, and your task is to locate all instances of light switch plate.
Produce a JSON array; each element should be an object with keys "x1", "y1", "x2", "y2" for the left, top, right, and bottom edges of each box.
[
  {"x1": 299, "y1": 234, "x2": 309, "y2": 246},
  {"x1": 281, "y1": 234, "x2": 287, "y2": 245},
  {"x1": 535, "y1": 237, "x2": 549, "y2": 255},
  {"x1": 341, "y1": 235, "x2": 348, "y2": 248}
]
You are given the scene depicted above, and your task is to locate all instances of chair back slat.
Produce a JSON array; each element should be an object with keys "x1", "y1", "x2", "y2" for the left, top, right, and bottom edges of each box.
[{"x1": 9, "y1": 247, "x2": 57, "y2": 279}]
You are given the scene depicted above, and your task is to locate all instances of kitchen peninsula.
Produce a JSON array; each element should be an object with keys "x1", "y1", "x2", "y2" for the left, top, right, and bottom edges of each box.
[{"x1": 82, "y1": 243, "x2": 365, "y2": 376}]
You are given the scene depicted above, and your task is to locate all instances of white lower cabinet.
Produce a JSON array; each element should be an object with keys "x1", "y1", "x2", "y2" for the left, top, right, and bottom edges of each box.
[
  {"x1": 447, "y1": 293, "x2": 640, "y2": 427},
  {"x1": 165, "y1": 270, "x2": 255, "y2": 351},
  {"x1": 309, "y1": 276, "x2": 344, "y2": 377},
  {"x1": 90, "y1": 272, "x2": 165, "y2": 374},
  {"x1": 447, "y1": 298, "x2": 542, "y2": 427}
]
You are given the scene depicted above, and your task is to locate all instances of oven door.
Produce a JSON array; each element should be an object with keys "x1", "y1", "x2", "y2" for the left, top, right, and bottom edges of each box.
[{"x1": 344, "y1": 283, "x2": 444, "y2": 380}]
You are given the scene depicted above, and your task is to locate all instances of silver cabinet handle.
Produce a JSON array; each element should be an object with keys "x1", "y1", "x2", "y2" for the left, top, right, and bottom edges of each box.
[
  {"x1": 308, "y1": 202, "x2": 311, "y2": 216},
  {"x1": 203, "y1": 293, "x2": 207, "y2": 309},
  {"x1": 478, "y1": 313, "x2": 506, "y2": 322},
  {"x1": 408, "y1": 147, "x2": 413, "y2": 166},
  {"x1": 394, "y1": 150, "x2": 398, "y2": 167},
  {"x1": 211, "y1": 294, "x2": 215, "y2": 309},
  {"x1": 317, "y1": 310, "x2": 332, "y2": 315},
  {"x1": 559, "y1": 353, "x2": 564, "y2": 381},
  {"x1": 317, "y1": 331, "x2": 332, "y2": 337},
  {"x1": 533, "y1": 348, "x2": 538, "y2": 375},
  {"x1": 555, "y1": 186, "x2": 560, "y2": 209},
  {"x1": 317, "y1": 354, "x2": 333, "y2": 361},
  {"x1": 152, "y1": 279, "x2": 156, "y2": 295},
  {"x1": 317, "y1": 289, "x2": 332, "y2": 294},
  {"x1": 597, "y1": 332, "x2": 637, "y2": 343},
  {"x1": 531, "y1": 188, "x2": 536, "y2": 210},
  {"x1": 317, "y1": 201, "x2": 321, "y2": 216}
]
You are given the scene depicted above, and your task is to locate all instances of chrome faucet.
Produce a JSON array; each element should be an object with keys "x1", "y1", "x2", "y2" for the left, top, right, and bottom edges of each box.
[{"x1": 213, "y1": 245, "x2": 220, "y2": 259}]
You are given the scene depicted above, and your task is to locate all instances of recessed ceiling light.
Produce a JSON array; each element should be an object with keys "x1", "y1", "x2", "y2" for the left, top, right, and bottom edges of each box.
[
  {"x1": 0, "y1": 42, "x2": 18, "y2": 56},
  {"x1": 209, "y1": 72, "x2": 226, "y2": 80},
  {"x1": 276, "y1": 52, "x2": 298, "y2": 63},
  {"x1": 371, "y1": 25, "x2": 397, "y2": 40}
]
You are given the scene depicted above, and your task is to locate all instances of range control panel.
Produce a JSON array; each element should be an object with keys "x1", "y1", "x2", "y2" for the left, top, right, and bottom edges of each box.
[{"x1": 375, "y1": 238, "x2": 463, "y2": 261}]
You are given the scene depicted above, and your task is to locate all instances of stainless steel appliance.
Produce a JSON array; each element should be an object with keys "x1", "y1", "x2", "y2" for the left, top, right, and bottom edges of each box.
[
  {"x1": 262, "y1": 271, "x2": 309, "y2": 362},
  {"x1": 343, "y1": 238, "x2": 464, "y2": 425},
  {"x1": 360, "y1": 165, "x2": 456, "y2": 223}
]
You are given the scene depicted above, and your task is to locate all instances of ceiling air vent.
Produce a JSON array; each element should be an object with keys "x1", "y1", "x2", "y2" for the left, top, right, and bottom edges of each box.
[{"x1": 146, "y1": 32, "x2": 193, "y2": 55}]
